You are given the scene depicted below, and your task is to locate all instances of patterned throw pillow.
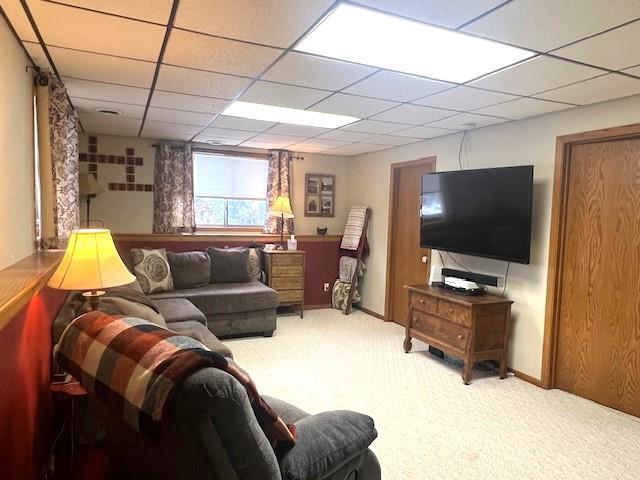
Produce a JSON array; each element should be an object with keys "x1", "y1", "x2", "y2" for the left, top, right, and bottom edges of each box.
[
  {"x1": 130, "y1": 248, "x2": 174, "y2": 294},
  {"x1": 247, "y1": 247, "x2": 263, "y2": 281}
]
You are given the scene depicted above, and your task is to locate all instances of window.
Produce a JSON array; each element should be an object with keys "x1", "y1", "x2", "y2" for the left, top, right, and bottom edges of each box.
[{"x1": 193, "y1": 153, "x2": 269, "y2": 228}]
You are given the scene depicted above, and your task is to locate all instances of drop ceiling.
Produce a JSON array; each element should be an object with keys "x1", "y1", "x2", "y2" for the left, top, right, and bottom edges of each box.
[{"x1": 2, "y1": 0, "x2": 640, "y2": 156}]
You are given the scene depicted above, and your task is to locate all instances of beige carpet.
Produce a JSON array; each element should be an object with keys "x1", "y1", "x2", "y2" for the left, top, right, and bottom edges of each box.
[{"x1": 226, "y1": 309, "x2": 640, "y2": 480}]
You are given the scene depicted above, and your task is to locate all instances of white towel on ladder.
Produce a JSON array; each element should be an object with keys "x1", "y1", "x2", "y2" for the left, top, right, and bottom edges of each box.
[{"x1": 340, "y1": 206, "x2": 368, "y2": 250}]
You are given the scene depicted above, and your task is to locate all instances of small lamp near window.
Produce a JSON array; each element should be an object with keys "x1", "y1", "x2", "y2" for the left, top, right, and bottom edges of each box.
[
  {"x1": 268, "y1": 195, "x2": 294, "y2": 249},
  {"x1": 79, "y1": 173, "x2": 104, "y2": 225},
  {"x1": 47, "y1": 229, "x2": 135, "y2": 310}
]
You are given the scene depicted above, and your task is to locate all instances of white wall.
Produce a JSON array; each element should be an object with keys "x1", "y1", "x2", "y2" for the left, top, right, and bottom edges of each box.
[
  {"x1": 79, "y1": 133, "x2": 351, "y2": 235},
  {"x1": 0, "y1": 16, "x2": 35, "y2": 269},
  {"x1": 348, "y1": 94, "x2": 640, "y2": 380}
]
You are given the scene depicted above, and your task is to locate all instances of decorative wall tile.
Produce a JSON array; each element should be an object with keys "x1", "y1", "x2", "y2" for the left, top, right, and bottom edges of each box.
[{"x1": 80, "y1": 142, "x2": 151, "y2": 194}]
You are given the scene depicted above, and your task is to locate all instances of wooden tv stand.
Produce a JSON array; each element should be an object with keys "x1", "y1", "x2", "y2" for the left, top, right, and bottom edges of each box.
[{"x1": 403, "y1": 284, "x2": 513, "y2": 384}]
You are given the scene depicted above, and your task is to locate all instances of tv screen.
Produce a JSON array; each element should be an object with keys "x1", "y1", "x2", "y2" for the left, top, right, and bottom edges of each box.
[{"x1": 420, "y1": 166, "x2": 533, "y2": 264}]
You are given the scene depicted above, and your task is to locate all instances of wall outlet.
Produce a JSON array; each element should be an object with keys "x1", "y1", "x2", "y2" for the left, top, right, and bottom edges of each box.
[{"x1": 323, "y1": 282, "x2": 330, "y2": 292}]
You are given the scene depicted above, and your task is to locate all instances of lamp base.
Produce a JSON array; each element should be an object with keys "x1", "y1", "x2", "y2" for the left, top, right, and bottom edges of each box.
[{"x1": 82, "y1": 290, "x2": 105, "y2": 311}]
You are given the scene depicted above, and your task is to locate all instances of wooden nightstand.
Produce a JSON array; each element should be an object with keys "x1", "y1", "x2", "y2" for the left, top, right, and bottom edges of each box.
[{"x1": 264, "y1": 250, "x2": 305, "y2": 318}]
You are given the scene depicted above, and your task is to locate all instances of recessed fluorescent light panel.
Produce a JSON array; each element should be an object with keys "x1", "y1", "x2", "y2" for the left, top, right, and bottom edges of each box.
[
  {"x1": 295, "y1": 3, "x2": 535, "y2": 83},
  {"x1": 222, "y1": 101, "x2": 359, "y2": 128}
]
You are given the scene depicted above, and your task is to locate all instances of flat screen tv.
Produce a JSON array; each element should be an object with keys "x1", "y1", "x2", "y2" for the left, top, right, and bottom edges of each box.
[{"x1": 420, "y1": 166, "x2": 533, "y2": 264}]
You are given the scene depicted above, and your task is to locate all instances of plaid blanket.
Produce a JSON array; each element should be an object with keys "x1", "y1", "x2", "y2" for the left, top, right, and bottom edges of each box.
[
  {"x1": 341, "y1": 206, "x2": 368, "y2": 250},
  {"x1": 56, "y1": 311, "x2": 296, "y2": 450}
]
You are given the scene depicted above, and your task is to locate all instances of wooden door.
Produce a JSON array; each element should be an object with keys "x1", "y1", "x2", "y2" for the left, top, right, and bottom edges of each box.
[
  {"x1": 554, "y1": 138, "x2": 640, "y2": 417},
  {"x1": 387, "y1": 158, "x2": 435, "y2": 326}
]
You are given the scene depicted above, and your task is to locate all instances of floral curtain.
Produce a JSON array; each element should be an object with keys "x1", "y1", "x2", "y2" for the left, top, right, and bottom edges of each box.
[
  {"x1": 152, "y1": 142, "x2": 195, "y2": 233},
  {"x1": 264, "y1": 149, "x2": 294, "y2": 234},
  {"x1": 39, "y1": 78, "x2": 80, "y2": 249}
]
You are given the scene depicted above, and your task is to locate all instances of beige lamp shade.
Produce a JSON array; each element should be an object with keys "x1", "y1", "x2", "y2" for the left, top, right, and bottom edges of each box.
[
  {"x1": 79, "y1": 173, "x2": 104, "y2": 196},
  {"x1": 47, "y1": 229, "x2": 135, "y2": 291},
  {"x1": 268, "y1": 195, "x2": 294, "y2": 219}
]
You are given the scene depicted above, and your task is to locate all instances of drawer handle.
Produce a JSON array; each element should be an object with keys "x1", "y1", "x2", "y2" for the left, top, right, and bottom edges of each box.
[
  {"x1": 457, "y1": 334, "x2": 464, "y2": 341},
  {"x1": 412, "y1": 316, "x2": 418, "y2": 322},
  {"x1": 419, "y1": 299, "x2": 425, "y2": 304}
]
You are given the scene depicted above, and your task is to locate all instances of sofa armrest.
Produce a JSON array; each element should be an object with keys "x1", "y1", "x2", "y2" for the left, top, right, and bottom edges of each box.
[{"x1": 278, "y1": 411, "x2": 378, "y2": 480}]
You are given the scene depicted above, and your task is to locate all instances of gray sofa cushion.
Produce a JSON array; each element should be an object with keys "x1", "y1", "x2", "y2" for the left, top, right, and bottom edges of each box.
[
  {"x1": 167, "y1": 251, "x2": 211, "y2": 289},
  {"x1": 150, "y1": 281, "x2": 279, "y2": 315},
  {"x1": 154, "y1": 298, "x2": 207, "y2": 325},
  {"x1": 168, "y1": 321, "x2": 233, "y2": 358},
  {"x1": 207, "y1": 247, "x2": 251, "y2": 283},
  {"x1": 278, "y1": 411, "x2": 378, "y2": 480}
]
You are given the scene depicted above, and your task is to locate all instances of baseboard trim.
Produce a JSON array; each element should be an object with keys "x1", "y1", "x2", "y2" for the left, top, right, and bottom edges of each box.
[
  {"x1": 353, "y1": 305, "x2": 386, "y2": 320},
  {"x1": 305, "y1": 304, "x2": 332, "y2": 310},
  {"x1": 509, "y1": 368, "x2": 545, "y2": 388}
]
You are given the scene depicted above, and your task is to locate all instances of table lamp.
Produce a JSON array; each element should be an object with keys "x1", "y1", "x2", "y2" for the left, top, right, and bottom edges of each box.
[
  {"x1": 79, "y1": 173, "x2": 104, "y2": 224},
  {"x1": 268, "y1": 195, "x2": 294, "y2": 249},
  {"x1": 47, "y1": 229, "x2": 135, "y2": 310}
]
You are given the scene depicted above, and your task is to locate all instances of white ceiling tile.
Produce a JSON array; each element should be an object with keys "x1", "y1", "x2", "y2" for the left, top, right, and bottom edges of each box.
[
  {"x1": 23, "y1": 41, "x2": 54, "y2": 72},
  {"x1": 262, "y1": 52, "x2": 376, "y2": 90},
  {"x1": 365, "y1": 135, "x2": 419, "y2": 146},
  {"x1": 265, "y1": 124, "x2": 330, "y2": 137},
  {"x1": 413, "y1": 86, "x2": 518, "y2": 111},
  {"x1": 350, "y1": 0, "x2": 507, "y2": 28},
  {"x1": 427, "y1": 112, "x2": 508, "y2": 130},
  {"x1": 316, "y1": 130, "x2": 375, "y2": 142},
  {"x1": 199, "y1": 127, "x2": 256, "y2": 141},
  {"x1": 392, "y1": 125, "x2": 458, "y2": 139},
  {"x1": 155, "y1": 64, "x2": 251, "y2": 99},
  {"x1": 141, "y1": 121, "x2": 202, "y2": 141},
  {"x1": 473, "y1": 97, "x2": 573, "y2": 119},
  {"x1": 49, "y1": 46, "x2": 155, "y2": 87},
  {"x1": 64, "y1": 77, "x2": 149, "y2": 105},
  {"x1": 193, "y1": 137, "x2": 243, "y2": 146},
  {"x1": 53, "y1": 0, "x2": 174, "y2": 24},
  {"x1": 210, "y1": 115, "x2": 276, "y2": 132},
  {"x1": 239, "y1": 81, "x2": 330, "y2": 109},
  {"x1": 535, "y1": 73, "x2": 640, "y2": 105},
  {"x1": 327, "y1": 142, "x2": 390, "y2": 154},
  {"x1": 463, "y1": 0, "x2": 640, "y2": 51},
  {"x1": 164, "y1": 29, "x2": 282, "y2": 77},
  {"x1": 72, "y1": 97, "x2": 145, "y2": 119},
  {"x1": 146, "y1": 107, "x2": 215, "y2": 126},
  {"x1": 371, "y1": 104, "x2": 455, "y2": 125},
  {"x1": 469, "y1": 56, "x2": 604, "y2": 96},
  {"x1": 343, "y1": 71, "x2": 454, "y2": 102},
  {"x1": 288, "y1": 143, "x2": 333, "y2": 153},
  {"x1": 29, "y1": 1, "x2": 165, "y2": 61},
  {"x1": 291, "y1": 138, "x2": 351, "y2": 149},
  {"x1": 551, "y1": 21, "x2": 640, "y2": 71},
  {"x1": 150, "y1": 91, "x2": 229, "y2": 114},
  {"x1": 1, "y1": 0, "x2": 37, "y2": 41},
  {"x1": 623, "y1": 65, "x2": 640, "y2": 77},
  {"x1": 246, "y1": 133, "x2": 306, "y2": 146},
  {"x1": 341, "y1": 119, "x2": 409, "y2": 134},
  {"x1": 321, "y1": 149, "x2": 358, "y2": 156},
  {"x1": 241, "y1": 137, "x2": 302, "y2": 149},
  {"x1": 175, "y1": 0, "x2": 334, "y2": 48},
  {"x1": 79, "y1": 112, "x2": 141, "y2": 136},
  {"x1": 310, "y1": 93, "x2": 398, "y2": 117}
]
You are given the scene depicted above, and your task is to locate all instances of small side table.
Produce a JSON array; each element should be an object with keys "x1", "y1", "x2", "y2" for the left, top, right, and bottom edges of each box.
[
  {"x1": 264, "y1": 250, "x2": 306, "y2": 318},
  {"x1": 50, "y1": 379, "x2": 87, "y2": 474}
]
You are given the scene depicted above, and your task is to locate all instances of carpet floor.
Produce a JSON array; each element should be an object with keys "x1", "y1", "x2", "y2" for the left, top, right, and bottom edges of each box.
[{"x1": 225, "y1": 309, "x2": 640, "y2": 480}]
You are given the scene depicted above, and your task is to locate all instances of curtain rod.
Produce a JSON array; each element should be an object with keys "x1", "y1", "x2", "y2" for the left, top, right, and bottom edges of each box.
[{"x1": 151, "y1": 143, "x2": 304, "y2": 160}]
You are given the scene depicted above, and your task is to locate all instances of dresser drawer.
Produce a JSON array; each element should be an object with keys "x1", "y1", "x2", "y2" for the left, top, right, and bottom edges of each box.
[
  {"x1": 278, "y1": 290, "x2": 303, "y2": 303},
  {"x1": 410, "y1": 291, "x2": 437, "y2": 314},
  {"x1": 272, "y1": 277, "x2": 303, "y2": 290},
  {"x1": 271, "y1": 254, "x2": 304, "y2": 266},
  {"x1": 437, "y1": 299, "x2": 471, "y2": 327},
  {"x1": 272, "y1": 265, "x2": 304, "y2": 277},
  {"x1": 411, "y1": 310, "x2": 469, "y2": 352}
]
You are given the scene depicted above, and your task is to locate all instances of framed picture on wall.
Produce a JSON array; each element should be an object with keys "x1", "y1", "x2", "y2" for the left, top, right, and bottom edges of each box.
[{"x1": 305, "y1": 174, "x2": 335, "y2": 217}]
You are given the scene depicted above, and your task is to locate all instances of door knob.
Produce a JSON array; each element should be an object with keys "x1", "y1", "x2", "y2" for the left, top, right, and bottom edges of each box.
[{"x1": 421, "y1": 255, "x2": 429, "y2": 263}]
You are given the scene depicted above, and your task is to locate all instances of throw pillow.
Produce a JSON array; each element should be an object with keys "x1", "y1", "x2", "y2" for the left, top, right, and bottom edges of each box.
[
  {"x1": 166, "y1": 251, "x2": 211, "y2": 289},
  {"x1": 207, "y1": 247, "x2": 251, "y2": 283},
  {"x1": 247, "y1": 247, "x2": 263, "y2": 281},
  {"x1": 130, "y1": 248, "x2": 174, "y2": 294}
]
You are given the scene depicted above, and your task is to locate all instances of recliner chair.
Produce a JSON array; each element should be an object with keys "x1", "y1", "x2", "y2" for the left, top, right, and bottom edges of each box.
[{"x1": 92, "y1": 366, "x2": 381, "y2": 480}]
